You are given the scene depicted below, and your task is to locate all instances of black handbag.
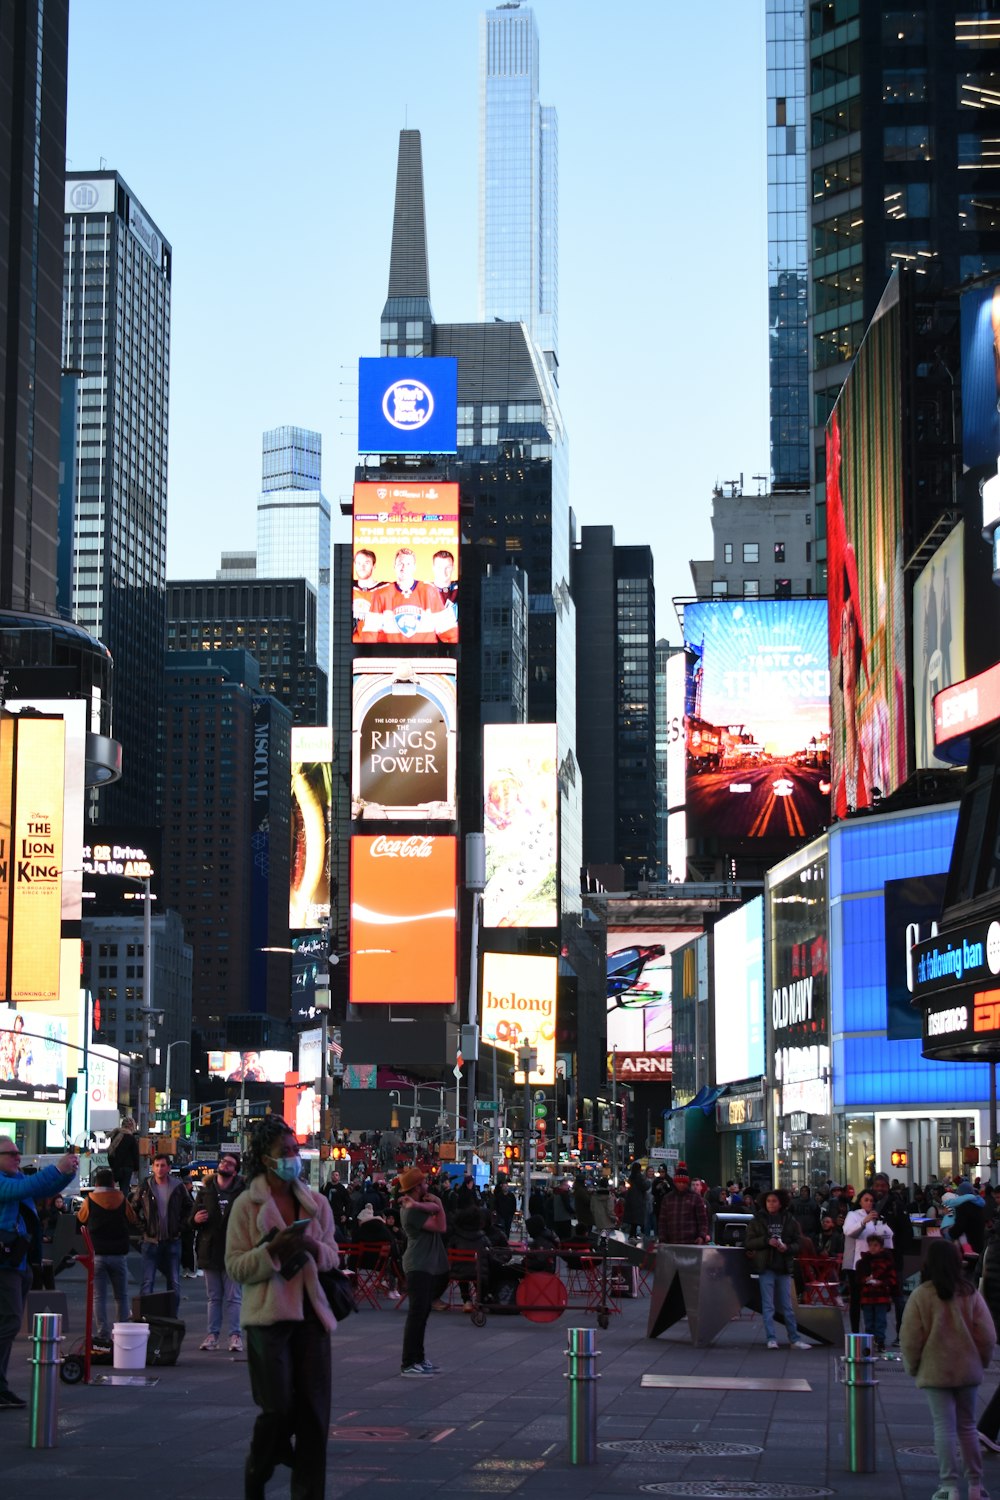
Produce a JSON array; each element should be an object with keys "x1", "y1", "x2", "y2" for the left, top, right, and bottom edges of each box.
[{"x1": 319, "y1": 1266, "x2": 357, "y2": 1320}]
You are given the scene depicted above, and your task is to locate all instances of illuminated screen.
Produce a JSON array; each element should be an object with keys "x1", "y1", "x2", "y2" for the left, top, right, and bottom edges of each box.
[
  {"x1": 352, "y1": 482, "x2": 459, "y2": 645},
  {"x1": 352, "y1": 659, "x2": 456, "y2": 820},
  {"x1": 682, "y1": 600, "x2": 830, "y2": 843},
  {"x1": 5, "y1": 717, "x2": 65, "y2": 1003},
  {"x1": 0, "y1": 1009, "x2": 67, "y2": 1100},
  {"x1": 960, "y1": 282, "x2": 1000, "y2": 469},
  {"x1": 665, "y1": 650, "x2": 688, "y2": 881},
  {"x1": 350, "y1": 834, "x2": 456, "y2": 1004},
  {"x1": 82, "y1": 827, "x2": 161, "y2": 912},
  {"x1": 290, "y1": 931, "x2": 326, "y2": 1018},
  {"x1": 481, "y1": 951, "x2": 558, "y2": 1086},
  {"x1": 290, "y1": 726, "x2": 332, "y2": 930},
  {"x1": 88, "y1": 1043, "x2": 121, "y2": 1119},
  {"x1": 827, "y1": 279, "x2": 906, "y2": 814},
  {"x1": 483, "y1": 724, "x2": 558, "y2": 928},
  {"x1": 912, "y1": 522, "x2": 966, "y2": 772},
  {"x1": 768, "y1": 849, "x2": 829, "y2": 1117},
  {"x1": 297, "y1": 1026, "x2": 322, "y2": 1085},
  {"x1": 606, "y1": 930, "x2": 692, "y2": 1053},
  {"x1": 357, "y1": 356, "x2": 458, "y2": 455},
  {"x1": 712, "y1": 897, "x2": 765, "y2": 1085},
  {"x1": 207, "y1": 1050, "x2": 293, "y2": 1084}
]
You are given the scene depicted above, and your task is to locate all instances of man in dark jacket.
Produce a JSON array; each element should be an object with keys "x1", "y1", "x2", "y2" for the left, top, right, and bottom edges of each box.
[
  {"x1": 131, "y1": 1153, "x2": 193, "y2": 1318},
  {"x1": 77, "y1": 1166, "x2": 137, "y2": 1343},
  {"x1": 657, "y1": 1163, "x2": 709, "y2": 1244},
  {"x1": 107, "y1": 1117, "x2": 140, "y2": 1198},
  {"x1": 871, "y1": 1170, "x2": 914, "y2": 1343},
  {"x1": 790, "y1": 1184, "x2": 822, "y2": 1238},
  {"x1": 193, "y1": 1153, "x2": 245, "y2": 1350}
]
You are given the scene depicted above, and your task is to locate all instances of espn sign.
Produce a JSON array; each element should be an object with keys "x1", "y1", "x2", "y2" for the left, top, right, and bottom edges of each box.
[
  {"x1": 974, "y1": 987, "x2": 1000, "y2": 1036},
  {"x1": 611, "y1": 1051, "x2": 672, "y2": 1082}
]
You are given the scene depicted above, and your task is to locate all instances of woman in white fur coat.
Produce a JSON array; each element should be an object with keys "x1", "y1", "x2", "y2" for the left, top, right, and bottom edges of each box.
[{"x1": 226, "y1": 1117, "x2": 339, "y2": 1500}]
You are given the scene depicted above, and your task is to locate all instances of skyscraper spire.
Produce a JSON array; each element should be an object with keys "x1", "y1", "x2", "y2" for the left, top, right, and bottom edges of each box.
[{"x1": 383, "y1": 129, "x2": 432, "y2": 319}]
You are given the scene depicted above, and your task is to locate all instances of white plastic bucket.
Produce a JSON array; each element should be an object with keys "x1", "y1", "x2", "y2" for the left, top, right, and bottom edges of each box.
[{"x1": 112, "y1": 1321, "x2": 150, "y2": 1370}]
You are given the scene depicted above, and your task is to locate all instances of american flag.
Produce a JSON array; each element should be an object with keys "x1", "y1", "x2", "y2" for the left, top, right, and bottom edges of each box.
[{"x1": 329, "y1": 1033, "x2": 344, "y2": 1059}]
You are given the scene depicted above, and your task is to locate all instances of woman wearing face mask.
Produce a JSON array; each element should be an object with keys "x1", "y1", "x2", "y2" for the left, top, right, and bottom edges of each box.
[{"x1": 226, "y1": 1117, "x2": 339, "y2": 1500}]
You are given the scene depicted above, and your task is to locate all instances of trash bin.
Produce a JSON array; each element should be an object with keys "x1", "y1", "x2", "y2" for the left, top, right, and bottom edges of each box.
[
  {"x1": 144, "y1": 1316, "x2": 186, "y2": 1367},
  {"x1": 112, "y1": 1322, "x2": 150, "y2": 1370}
]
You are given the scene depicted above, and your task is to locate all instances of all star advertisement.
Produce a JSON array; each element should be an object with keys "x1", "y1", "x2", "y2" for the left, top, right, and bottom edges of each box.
[
  {"x1": 481, "y1": 951, "x2": 558, "y2": 1086},
  {"x1": 483, "y1": 724, "x2": 558, "y2": 928},
  {"x1": 352, "y1": 481, "x2": 459, "y2": 645},
  {"x1": 683, "y1": 600, "x2": 830, "y2": 845},
  {"x1": 290, "y1": 726, "x2": 332, "y2": 930},
  {"x1": 357, "y1": 356, "x2": 458, "y2": 455},
  {"x1": 0, "y1": 1009, "x2": 67, "y2": 1101},
  {"x1": 352, "y1": 659, "x2": 456, "y2": 820}
]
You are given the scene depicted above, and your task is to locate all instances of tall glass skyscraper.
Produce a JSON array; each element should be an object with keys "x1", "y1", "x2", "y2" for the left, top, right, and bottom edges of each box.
[
  {"x1": 256, "y1": 425, "x2": 330, "y2": 680},
  {"x1": 766, "y1": 0, "x2": 809, "y2": 488},
  {"x1": 63, "y1": 170, "x2": 171, "y2": 823},
  {"x1": 479, "y1": 3, "x2": 558, "y2": 366}
]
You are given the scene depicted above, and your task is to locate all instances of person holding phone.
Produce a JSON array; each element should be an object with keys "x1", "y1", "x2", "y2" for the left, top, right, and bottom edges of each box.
[
  {"x1": 843, "y1": 1189, "x2": 894, "y2": 1335},
  {"x1": 745, "y1": 1187, "x2": 812, "y2": 1350},
  {"x1": 226, "y1": 1118, "x2": 339, "y2": 1500}
]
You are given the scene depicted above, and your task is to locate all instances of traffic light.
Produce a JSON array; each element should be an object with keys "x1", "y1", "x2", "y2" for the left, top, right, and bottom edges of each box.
[
  {"x1": 170, "y1": 1120, "x2": 181, "y2": 1140},
  {"x1": 504, "y1": 1145, "x2": 514, "y2": 1162},
  {"x1": 200, "y1": 1105, "x2": 211, "y2": 1127},
  {"x1": 511, "y1": 1144, "x2": 521, "y2": 1161},
  {"x1": 223, "y1": 1108, "x2": 233, "y2": 1127}
]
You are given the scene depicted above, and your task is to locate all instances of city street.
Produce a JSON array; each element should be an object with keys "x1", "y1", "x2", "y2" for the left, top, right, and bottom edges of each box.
[{"x1": 0, "y1": 1256, "x2": 983, "y2": 1499}]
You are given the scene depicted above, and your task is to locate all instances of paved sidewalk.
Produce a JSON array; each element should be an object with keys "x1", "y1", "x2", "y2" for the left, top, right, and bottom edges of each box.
[{"x1": 0, "y1": 1258, "x2": 986, "y2": 1498}]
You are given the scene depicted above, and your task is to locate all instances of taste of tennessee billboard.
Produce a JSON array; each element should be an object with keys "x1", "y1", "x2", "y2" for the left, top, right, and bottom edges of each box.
[
  {"x1": 481, "y1": 951, "x2": 558, "y2": 1086},
  {"x1": 352, "y1": 481, "x2": 459, "y2": 644},
  {"x1": 349, "y1": 834, "x2": 456, "y2": 1004},
  {"x1": 352, "y1": 659, "x2": 456, "y2": 820},
  {"x1": 483, "y1": 724, "x2": 558, "y2": 928},
  {"x1": 682, "y1": 600, "x2": 830, "y2": 843},
  {"x1": 357, "y1": 356, "x2": 458, "y2": 455}
]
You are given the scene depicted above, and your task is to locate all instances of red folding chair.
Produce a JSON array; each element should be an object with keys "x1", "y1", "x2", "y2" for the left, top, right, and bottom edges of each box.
[{"x1": 346, "y1": 1242, "x2": 392, "y2": 1310}]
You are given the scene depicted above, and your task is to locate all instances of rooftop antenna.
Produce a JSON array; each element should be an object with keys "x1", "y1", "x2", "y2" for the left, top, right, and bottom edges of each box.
[{"x1": 752, "y1": 473, "x2": 768, "y2": 495}]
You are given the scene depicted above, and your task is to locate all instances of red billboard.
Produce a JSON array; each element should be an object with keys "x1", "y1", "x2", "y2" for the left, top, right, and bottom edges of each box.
[
  {"x1": 352, "y1": 481, "x2": 459, "y2": 644},
  {"x1": 349, "y1": 835, "x2": 456, "y2": 1004}
]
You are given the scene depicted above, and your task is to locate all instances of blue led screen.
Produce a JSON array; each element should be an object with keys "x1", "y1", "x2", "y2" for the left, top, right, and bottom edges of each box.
[{"x1": 357, "y1": 357, "x2": 458, "y2": 454}]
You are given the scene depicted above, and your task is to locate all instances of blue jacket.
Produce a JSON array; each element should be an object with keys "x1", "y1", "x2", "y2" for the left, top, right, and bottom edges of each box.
[{"x1": 0, "y1": 1165, "x2": 76, "y2": 1270}]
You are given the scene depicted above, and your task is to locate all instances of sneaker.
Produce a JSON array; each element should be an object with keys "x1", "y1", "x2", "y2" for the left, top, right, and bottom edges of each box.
[
  {"x1": 400, "y1": 1364, "x2": 435, "y2": 1377},
  {"x1": 980, "y1": 1432, "x2": 1000, "y2": 1454},
  {"x1": 791, "y1": 1340, "x2": 813, "y2": 1350},
  {"x1": 766, "y1": 1339, "x2": 779, "y2": 1349},
  {"x1": 387, "y1": 1289, "x2": 402, "y2": 1301},
  {"x1": 431, "y1": 1300, "x2": 448, "y2": 1311},
  {"x1": 0, "y1": 1390, "x2": 26, "y2": 1409},
  {"x1": 228, "y1": 1333, "x2": 243, "y2": 1354},
  {"x1": 417, "y1": 1360, "x2": 441, "y2": 1373},
  {"x1": 199, "y1": 1334, "x2": 219, "y2": 1351}
]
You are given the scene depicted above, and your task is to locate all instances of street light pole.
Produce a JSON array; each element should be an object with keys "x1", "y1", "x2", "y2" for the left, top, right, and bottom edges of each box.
[
  {"x1": 464, "y1": 835, "x2": 486, "y2": 1172},
  {"x1": 138, "y1": 876, "x2": 154, "y2": 1138},
  {"x1": 165, "y1": 1040, "x2": 189, "y2": 1111}
]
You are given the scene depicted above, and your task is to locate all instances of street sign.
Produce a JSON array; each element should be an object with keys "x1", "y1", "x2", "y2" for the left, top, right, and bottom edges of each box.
[
  {"x1": 534, "y1": 1103, "x2": 547, "y2": 1119},
  {"x1": 533, "y1": 1091, "x2": 546, "y2": 1103},
  {"x1": 452, "y1": 1062, "x2": 463, "y2": 1081},
  {"x1": 157, "y1": 1109, "x2": 180, "y2": 1122},
  {"x1": 477, "y1": 1100, "x2": 499, "y2": 1113}
]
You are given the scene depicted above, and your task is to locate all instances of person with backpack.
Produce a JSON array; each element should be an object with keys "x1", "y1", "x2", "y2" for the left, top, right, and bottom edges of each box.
[
  {"x1": 107, "y1": 1118, "x2": 140, "y2": 1198},
  {"x1": 76, "y1": 1166, "x2": 137, "y2": 1344}
]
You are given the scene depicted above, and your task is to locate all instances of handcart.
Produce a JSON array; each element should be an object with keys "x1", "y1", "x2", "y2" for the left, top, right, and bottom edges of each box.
[
  {"x1": 59, "y1": 1226, "x2": 113, "y2": 1384},
  {"x1": 466, "y1": 1235, "x2": 623, "y2": 1329}
]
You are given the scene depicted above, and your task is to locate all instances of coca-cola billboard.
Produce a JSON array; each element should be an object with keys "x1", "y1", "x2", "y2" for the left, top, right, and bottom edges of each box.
[
  {"x1": 350, "y1": 834, "x2": 457, "y2": 1004},
  {"x1": 352, "y1": 659, "x2": 456, "y2": 821}
]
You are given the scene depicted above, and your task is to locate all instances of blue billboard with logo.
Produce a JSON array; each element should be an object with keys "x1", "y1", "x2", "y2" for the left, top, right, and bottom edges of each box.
[{"x1": 358, "y1": 357, "x2": 458, "y2": 455}]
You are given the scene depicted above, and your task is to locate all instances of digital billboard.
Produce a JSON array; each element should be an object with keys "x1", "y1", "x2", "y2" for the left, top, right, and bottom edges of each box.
[
  {"x1": 1, "y1": 716, "x2": 66, "y2": 1004},
  {"x1": 481, "y1": 951, "x2": 558, "y2": 1086},
  {"x1": 960, "y1": 282, "x2": 1000, "y2": 469},
  {"x1": 606, "y1": 931, "x2": 693, "y2": 1053},
  {"x1": 884, "y1": 873, "x2": 947, "y2": 1043},
  {"x1": 352, "y1": 482, "x2": 459, "y2": 644},
  {"x1": 82, "y1": 828, "x2": 161, "y2": 912},
  {"x1": 207, "y1": 1050, "x2": 293, "y2": 1083},
  {"x1": 682, "y1": 600, "x2": 830, "y2": 842},
  {"x1": 665, "y1": 649, "x2": 688, "y2": 882},
  {"x1": 768, "y1": 847, "x2": 829, "y2": 1125},
  {"x1": 0, "y1": 1009, "x2": 68, "y2": 1100},
  {"x1": 483, "y1": 724, "x2": 558, "y2": 928},
  {"x1": 827, "y1": 278, "x2": 906, "y2": 815},
  {"x1": 712, "y1": 896, "x2": 765, "y2": 1085},
  {"x1": 349, "y1": 834, "x2": 456, "y2": 1004},
  {"x1": 290, "y1": 726, "x2": 332, "y2": 930},
  {"x1": 913, "y1": 521, "x2": 966, "y2": 771},
  {"x1": 357, "y1": 356, "x2": 458, "y2": 455},
  {"x1": 352, "y1": 659, "x2": 456, "y2": 821}
]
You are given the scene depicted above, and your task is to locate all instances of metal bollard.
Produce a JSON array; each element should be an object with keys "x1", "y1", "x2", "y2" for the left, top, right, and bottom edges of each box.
[
  {"x1": 565, "y1": 1326, "x2": 600, "y2": 1465},
  {"x1": 28, "y1": 1311, "x2": 62, "y2": 1450},
  {"x1": 840, "y1": 1331, "x2": 878, "y2": 1474}
]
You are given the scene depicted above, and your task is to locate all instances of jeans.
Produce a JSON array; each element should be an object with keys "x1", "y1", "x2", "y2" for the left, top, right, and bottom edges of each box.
[
  {"x1": 140, "y1": 1239, "x2": 181, "y2": 1318},
  {"x1": 94, "y1": 1253, "x2": 130, "y2": 1338},
  {"x1": 758, "y1": 1269, "x2": 800, "y2": 1344},
  {"x1": 979, "y1": 1373, "x2": 1000, "y2": 1441},
  {"x1": 204, "y1": 1268, "x2": 242, "y2": 1338},
  {"x1": 863, "y1": 1302, "x2": 888, "y2": 1346},
  {"x1": 245, "y1": 1313, "x2": 331, "y2": 1500},
  {"x1": 401, "y1": 1269, "x2": 449, "y2": 1369},
  {"x1": 0, "y1": 1267, "x2": 30, "y2": 1394},
  {"x1": 924, "y1": 1384, "x2": 983, "y2": 1489}
]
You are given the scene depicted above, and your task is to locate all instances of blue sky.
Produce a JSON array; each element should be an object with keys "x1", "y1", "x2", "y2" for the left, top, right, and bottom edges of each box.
[{"x1": 66, "y1": 0, "x2": 768, "y2": 639}]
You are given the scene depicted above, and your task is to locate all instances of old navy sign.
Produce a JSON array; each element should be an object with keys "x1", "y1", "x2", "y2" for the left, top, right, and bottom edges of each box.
[
  {"x1": 357, "y1": 358, "x2": 458, "y2": 455},
  {"x1": 611, "y1": 1051, "x2": 672, "y2": 1082},
  {"x1": 911, "y1": 917, "x2": 1000, "y2": 1001}
]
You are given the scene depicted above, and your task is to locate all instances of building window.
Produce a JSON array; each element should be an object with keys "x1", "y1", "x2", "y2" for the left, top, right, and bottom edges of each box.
[
  {"x1": 744, "y1": 580, "x2": 760, "y2": 598},
  {"x1": 743, "y1": 543, "x2": 759, "y2": 564},
  {"x1": 711, "y1": 580, "x2": 729, "y2": 596},
  {"x1": 723, "y1": 542, "x2": 733, "y2": 563},
  {"x1": 774, "y1": 542, "x2": 786, "y2": 563}
]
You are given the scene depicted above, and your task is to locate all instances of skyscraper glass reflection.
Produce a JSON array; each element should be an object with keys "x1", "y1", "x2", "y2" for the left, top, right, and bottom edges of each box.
[{"x1": 256, "y1": 426, "x2": 330, "y2": 682}]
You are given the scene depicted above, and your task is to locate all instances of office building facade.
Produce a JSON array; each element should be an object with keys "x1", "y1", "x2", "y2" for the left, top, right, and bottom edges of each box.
[
  {"x1": 767, "y1": 0, "x2": 809, "y2": 488},
  {"x1": 84, "y1": 908, "x2": 192, "y2": 1098},
  {"x1": 479, "y1": 3, "x2": 558, "y2": 366},
  {"x1": 256, "y1": 425, "x2": 330, "y2": 680},
  {"x1": 689, "y1": 479, "x2": 814, "y2": 599},
  {"x1": 63, "y1": 170, "x2": 171, "y2": 823}
]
